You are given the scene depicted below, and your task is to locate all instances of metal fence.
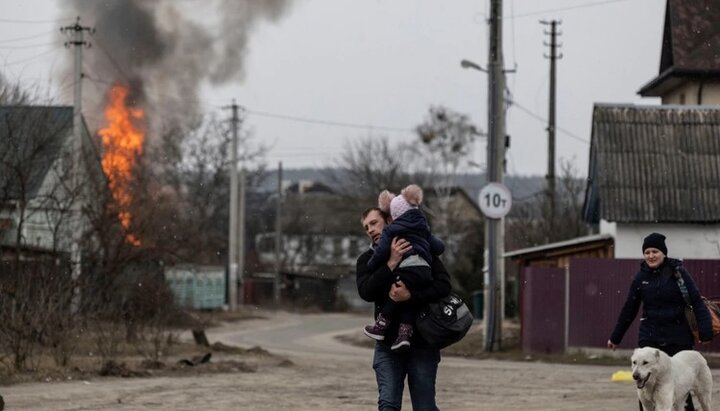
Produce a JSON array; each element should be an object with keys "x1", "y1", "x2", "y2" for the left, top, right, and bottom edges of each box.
[
  {"x1": 521, "y1": 258, "x2": 720, "y2": 353},
  {"x1": 165, "y1": 265, "x2": 226, "y2": 310}
]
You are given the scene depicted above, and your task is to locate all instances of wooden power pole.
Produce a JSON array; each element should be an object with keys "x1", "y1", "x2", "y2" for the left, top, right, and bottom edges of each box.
[
  {"x1": 61, "y1": 17, "x2": 92, "y2": 310},
  {"x1": 484, "y1": 0, "x2": 507, "y2": 352},
  {"x1": 274, "y1": 162, "x2": 283, "y2": 305},
  {"x1": 541, "y1": 19, "x2": 562, "y2": 231},
  {"x1": 226, "y1": 101, "x2": 246, "y2": 309}
]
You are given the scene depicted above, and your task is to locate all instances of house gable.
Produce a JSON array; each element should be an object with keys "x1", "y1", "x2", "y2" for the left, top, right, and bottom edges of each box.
[
  {"x1": 0, "y1": 106, "x2": 74, "y2": 201},
  {"x1": 639, "y1": 0, "x2": 720, "y2": 98},
  {"x1": 0, "y1": 105, "x2": 101, "y2": 253}
]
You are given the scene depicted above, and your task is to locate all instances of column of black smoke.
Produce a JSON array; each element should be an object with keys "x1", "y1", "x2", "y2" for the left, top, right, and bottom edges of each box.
[{"x1": 61, "y1": 0, "x2": 293, "y2": 135}]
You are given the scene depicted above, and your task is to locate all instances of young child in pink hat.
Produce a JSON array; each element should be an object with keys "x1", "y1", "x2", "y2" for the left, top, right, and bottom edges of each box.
[{"x1": 363, "y1": 184, "x2": 445, "y2": 351}]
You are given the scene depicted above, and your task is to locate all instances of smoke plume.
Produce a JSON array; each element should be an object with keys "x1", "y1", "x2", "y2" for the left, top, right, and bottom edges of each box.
[{"x1": 62, "y1": 0, "x2": 293, "y2": 132}]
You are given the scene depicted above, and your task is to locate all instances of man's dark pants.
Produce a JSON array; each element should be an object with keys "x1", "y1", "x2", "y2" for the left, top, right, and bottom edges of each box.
[{"x1": 372, "y1": 342, "x2": 441, "y2": 411}]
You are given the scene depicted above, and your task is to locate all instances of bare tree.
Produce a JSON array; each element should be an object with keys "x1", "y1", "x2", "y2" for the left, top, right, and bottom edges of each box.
[
  {"x1": 412, "y1": 106, "x2": 483, "y2": 294},
  {"x1": 414, "y1": 106, "x2": 479, "y2": 236},
  {"x1": 333, "y1": 136, "x2": 416, "y2": 205},
  {"x1": 506, "y1": 159, "x2": 587, "y2": 250},
  {"x1": 122, "y1": 114, "x2": 268, "y2": 265},
  {"x1": 0, "y1": 74, "x2": 31, "y2": 105},
  {"x1": 124, "y1": 271, "x2": 177, "y2": 364}
]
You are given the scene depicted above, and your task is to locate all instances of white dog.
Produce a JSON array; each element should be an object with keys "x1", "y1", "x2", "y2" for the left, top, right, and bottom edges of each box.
[{"x1": 631, "y1": 347, "x2": 712, "y2": 411}]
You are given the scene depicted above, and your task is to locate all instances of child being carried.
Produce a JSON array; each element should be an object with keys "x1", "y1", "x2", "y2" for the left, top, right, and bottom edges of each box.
[{"x1": 363, "y1": 184, "x2": 445, "y2": 351}]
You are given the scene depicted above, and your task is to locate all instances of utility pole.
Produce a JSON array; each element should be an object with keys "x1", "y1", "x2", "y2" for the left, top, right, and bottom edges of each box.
[
  {"x1": 541, "y1": 19, "x2": 562, "y2": 232},
  {"x1": 484, "y1": 0, "x2": 507, "y2": 352},
  {"x1": 238, "y1": 164, "x2": 246, "y2": 307},
  {"x1": 226, "y1": 100, "x2": 241, "y2": 310},
  {"x1": 274, "y1": 162, "x2": 283, "y2": 305},
  {"x1": 61, "y1": 17, "x2": 92, "y2": 308}
]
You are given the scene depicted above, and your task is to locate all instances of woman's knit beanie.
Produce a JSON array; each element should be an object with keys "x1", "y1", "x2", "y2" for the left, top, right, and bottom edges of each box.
[{"x1": 642, "y1": 232, "x2": 667, "y2": 256}]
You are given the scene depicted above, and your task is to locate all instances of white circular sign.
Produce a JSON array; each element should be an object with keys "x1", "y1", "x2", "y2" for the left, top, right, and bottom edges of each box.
[{"x1": 478, "y1": 183, "x2": 512, "y2": 219}]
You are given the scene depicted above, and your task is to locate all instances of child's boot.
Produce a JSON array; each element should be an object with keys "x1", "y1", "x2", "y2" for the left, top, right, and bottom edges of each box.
[
  {"x1": 391, "y1": 323, "x2": 413, "y2": 351},
  {"x1": 364, "y1": 313, "x2": 390, "y2": 340}
]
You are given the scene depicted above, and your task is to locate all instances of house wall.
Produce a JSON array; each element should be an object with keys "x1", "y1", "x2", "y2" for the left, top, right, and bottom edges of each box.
[
  {"x1": 21, "y1": 205, "x2": 71, "y2": 251},
  {"x1": 662, "y1": 81, "x2": 720, "y2": 105},
  {"x1": 600, "y1": 220, "x2": 720, "y2": 259},
  {"x1": 3, "y1": 158, "x2": 79, "y2": 253},
  {"x1": 1, "y1": 204, "x2": 75, "y2": 252}
]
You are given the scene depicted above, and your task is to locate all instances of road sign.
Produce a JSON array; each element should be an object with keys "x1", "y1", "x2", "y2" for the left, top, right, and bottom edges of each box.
[{"x1": 478, "y1": 182, "x2": 512, "y2": 219}]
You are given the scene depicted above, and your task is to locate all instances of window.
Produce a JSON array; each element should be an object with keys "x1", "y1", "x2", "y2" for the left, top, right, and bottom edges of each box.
[
  {"x1": 303, "y1": 235, "x2": 319, "y2": 254},
  {"x1": 333, "y1": 237, "x2": 342, "y2": 259},
  {"x1": 258, "y1": 235, "x2": 274, "y2": 253},
  {"x1": 348, "y1": 237, "x2": 361, "y2": 257}
]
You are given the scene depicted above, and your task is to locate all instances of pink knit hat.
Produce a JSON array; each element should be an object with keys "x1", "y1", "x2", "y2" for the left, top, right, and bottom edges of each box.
[
  {"x1": 390, "y1": 195, "x2": 416, "y2": 220},
  {"x1": 389, "y1": 184, "x2": 423, "y2": 220}
]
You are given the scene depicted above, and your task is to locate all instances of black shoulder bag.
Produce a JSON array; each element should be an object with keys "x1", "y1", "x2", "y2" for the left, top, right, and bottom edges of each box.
[{"x1": 415, "y1": 293, "x2": 474, "y2": 349}]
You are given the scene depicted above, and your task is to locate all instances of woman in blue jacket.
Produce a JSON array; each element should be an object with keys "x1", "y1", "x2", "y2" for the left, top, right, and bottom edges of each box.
[{"x1": 607, "y1": 232, "x2": 712, "y2": 410}]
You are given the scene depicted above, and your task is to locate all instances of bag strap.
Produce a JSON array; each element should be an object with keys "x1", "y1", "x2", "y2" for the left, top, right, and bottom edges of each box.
[{"x1": 674, "y1": 270, "x2": 693, "y2": 310}]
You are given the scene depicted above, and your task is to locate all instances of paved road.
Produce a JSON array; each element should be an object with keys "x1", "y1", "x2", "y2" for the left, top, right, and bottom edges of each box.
[
  {"x1": 210, "y1": 311, "x2": 371, "y2": 360},
  {"x1": 3, "y1": 310, "x2": 718, "y2": 410}
]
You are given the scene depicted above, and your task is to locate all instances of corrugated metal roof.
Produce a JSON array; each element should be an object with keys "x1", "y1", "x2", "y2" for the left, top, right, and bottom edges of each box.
[{"x1": 584, "y1": 104, "x2": 720, "y2": 223}]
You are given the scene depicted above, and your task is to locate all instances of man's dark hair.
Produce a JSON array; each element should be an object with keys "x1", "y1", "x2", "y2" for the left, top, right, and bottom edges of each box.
[{"x1": 361, "y1": 207, "x2": 389, "y2": 224}]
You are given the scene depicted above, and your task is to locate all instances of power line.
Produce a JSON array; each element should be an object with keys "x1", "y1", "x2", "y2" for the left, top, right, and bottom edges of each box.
[
  {"x1": 244, "y1": 109, "x2": 415, "y2": 134},
  {"x1": 0, "y1": 29, "x2": 58, "y2": 44},
  {"x1": 508, "y1": 98, "x2": 588, "y2": 144},
  {"x1": 92, "y1": 39, "x2": 132, "y2": 84},
  {"x1": 508, "y1": 0, "x2": 633, "y2": 19},
  {"x1": 0, "y1": 17, "x2": 75, "y2": 24},
  {"x1": 0, "y1": 42, "x2": 57, "y2": 50},
  {"x1": 0, "y1": 47, "x2": 59, "y2": 67}
]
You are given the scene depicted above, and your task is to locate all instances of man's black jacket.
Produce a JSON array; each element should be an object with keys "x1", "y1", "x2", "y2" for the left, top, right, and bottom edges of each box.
[{"x1": 356, "y1": 246, "x2": 451, "y2": 346}]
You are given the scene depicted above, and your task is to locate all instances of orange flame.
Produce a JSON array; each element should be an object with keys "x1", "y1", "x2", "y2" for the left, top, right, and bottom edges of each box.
[{"x1": 99, "y1": 84, "x2": 144, "y2": 245}]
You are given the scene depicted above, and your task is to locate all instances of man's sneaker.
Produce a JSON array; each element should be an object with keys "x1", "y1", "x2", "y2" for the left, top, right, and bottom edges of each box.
[
  {"x1": 391, "y1": 323, "x2": 413, "y2": 351},
  {"x1": 364, "y1": 314, "x2": 390, "y2": 341}
]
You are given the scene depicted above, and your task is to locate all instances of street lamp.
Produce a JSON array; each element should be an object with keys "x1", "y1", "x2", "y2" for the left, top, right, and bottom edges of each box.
[{"x1": 460, "y1": 59, "x2": 487, "y2": 73}]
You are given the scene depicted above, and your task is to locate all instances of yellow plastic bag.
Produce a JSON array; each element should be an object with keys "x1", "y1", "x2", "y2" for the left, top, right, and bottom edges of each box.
[{"x1": 610, "y1": 370, "x2": 633, "y2": 382}]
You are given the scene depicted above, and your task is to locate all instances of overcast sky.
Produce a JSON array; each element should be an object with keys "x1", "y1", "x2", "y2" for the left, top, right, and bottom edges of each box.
[{"x1": 2, "y1": 0, "x2": 665, "y2": 178}]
